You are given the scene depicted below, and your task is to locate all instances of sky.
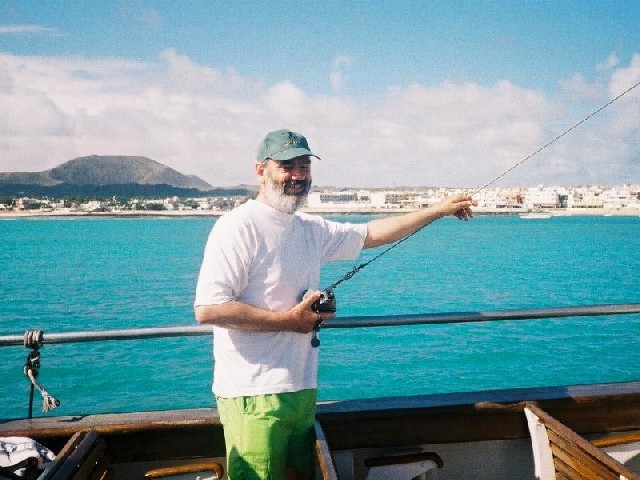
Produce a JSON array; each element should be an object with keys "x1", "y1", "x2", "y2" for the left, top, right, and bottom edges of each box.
[{"x1": 1, "y1": 1, "x2": 639, "y2": 188}]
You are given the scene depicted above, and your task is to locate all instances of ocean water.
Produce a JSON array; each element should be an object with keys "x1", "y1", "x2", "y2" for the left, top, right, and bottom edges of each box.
[{"x1": 1, "y1": 214, "x2": 639, "y2": 420}]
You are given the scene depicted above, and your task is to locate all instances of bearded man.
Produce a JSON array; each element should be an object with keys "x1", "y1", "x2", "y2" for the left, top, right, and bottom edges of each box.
[{"x1": 195, "y1": 129, "x2": 474, "y2": 480}]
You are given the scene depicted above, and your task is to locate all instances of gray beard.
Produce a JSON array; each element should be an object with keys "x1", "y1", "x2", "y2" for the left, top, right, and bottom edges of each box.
[{"x1": 263, "y1": 178, "x2": 309, "y2": 214}]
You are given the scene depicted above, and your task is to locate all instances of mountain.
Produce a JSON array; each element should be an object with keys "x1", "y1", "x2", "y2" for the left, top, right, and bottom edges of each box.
[{"x1": 0, "y1": 156, "x2": 248, "y2": 197}]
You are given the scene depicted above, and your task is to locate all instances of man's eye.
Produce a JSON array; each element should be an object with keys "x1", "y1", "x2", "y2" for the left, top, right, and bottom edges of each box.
[{"x1": 275, "y1": 162, "x2": 310, "y2": 172}]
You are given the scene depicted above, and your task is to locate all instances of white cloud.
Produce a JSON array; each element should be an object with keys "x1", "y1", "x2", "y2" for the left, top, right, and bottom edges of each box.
[
  {"x1": 597, "y1": 53, "x2": 619, "y2": 71},
  {"x1": 0, "y1": 24, "x2": 61, "y2": 35},
  {"x1": 116, "y1": 4, "x2": 163, "y2": 29},
  {"x1": 139, "y1": 6, "x2": 163, "y2": 29},
  {"x1": 329, "y1": 71, "x2": 344, "y2": 92},
  {"x1": 332, "y1": 55, "x2": 353, "y2": 69},
  {"x1": 0, "y1": 49, "x2": 639, "y2": 188},
  {"x1": 330, "y1": 55, "x2": 353, "y2": 92},
  {"x1": 558, "y1": 73, "x2": 603, "y2": 103},
  {"x1": 609, "y1": 53, "x2": 640, "y2": 98}
]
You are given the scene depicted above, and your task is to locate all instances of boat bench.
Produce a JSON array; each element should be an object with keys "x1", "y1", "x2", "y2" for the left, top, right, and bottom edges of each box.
[
  {"x1": 144, "y1": 461, "x2": 224, "y2": 480},
  {"x1": 314, "y1": 420, "x2": 443, "y2": 480},
  {"x1": 592, "y1": 432, "x2": 640, "y2": 472},
  {"x1": 524, "y1": 402, "x2": 640, "y2": 480},
  {"x1": 38, "y1": 430, "x2": 111, "y2": 480},
  {"x1": 315, "y1": 420, "x2": 339, "y2": 480},
  {"x1": 37, "y1": 430, "x2": 225, "y2": 480}
]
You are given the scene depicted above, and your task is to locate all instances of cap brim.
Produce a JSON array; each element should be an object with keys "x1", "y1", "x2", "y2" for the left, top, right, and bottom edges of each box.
[{"x1": 269, "y1": 148, "x2": 320, "y2": 161}]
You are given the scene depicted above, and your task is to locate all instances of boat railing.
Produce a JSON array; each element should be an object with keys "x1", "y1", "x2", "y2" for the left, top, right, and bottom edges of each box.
[
  {"x1": 1, "y1": 302, "x2": 639, "y2": 347},
  {"x1": 2, "y1": 302, "x2": 639, "y2": 419}
]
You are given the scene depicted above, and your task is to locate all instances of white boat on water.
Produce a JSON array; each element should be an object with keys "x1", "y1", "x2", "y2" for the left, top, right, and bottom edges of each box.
[{"x1": 520, "y1": 212, "x2": 552, "y2": 219}]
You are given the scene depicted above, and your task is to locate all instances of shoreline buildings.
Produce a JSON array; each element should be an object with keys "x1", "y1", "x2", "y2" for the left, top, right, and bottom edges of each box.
[
  {"x1": 304, "y1": 184, "x2": 640, "y2": 215},
  {"x1": 3, "y1": 184, "x2": 640, "y2": 216}
]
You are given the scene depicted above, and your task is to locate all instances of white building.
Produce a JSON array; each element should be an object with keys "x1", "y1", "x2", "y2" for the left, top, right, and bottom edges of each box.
[
  {"x1": 524, "y1": 186, "x2": 560, "y2": 209},
  {"x1": 569, "y1": 186, "x2": 604, "y2": 209},
  {"x1": 307, "y1": 190, "x2": 376, "y2": 209},
  {"x1": 600, "y1": 185, "x2": 639, "y2": 210}
]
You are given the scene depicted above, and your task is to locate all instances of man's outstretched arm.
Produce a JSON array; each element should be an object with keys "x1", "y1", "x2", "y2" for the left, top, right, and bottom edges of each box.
[{"x1": 364, "y1": 193, "x2": 475, "y2": 249}]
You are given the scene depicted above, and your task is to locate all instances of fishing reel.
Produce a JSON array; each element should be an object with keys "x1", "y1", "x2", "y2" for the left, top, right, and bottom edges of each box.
[
  {"x1": 302, "y1": 288, "x2": 336, "y2": 313},
  {"x1": 300, "y1": 288, "x2": 336, "y2": 348}
]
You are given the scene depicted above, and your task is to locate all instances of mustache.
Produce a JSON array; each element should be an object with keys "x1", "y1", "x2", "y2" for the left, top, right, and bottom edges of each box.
[
  {"x1": 283, "y1": 179, "x2": 311, "y2": 194},
  {"x1": 284, "y1": 180, "x2": 308, "y2": 188}
]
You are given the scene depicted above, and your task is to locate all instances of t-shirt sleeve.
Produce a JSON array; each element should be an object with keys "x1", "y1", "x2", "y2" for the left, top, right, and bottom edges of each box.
[
  {"x1": 194, "y1": 217, "x2": 250, "y2": 307},
  {"x1": 318, "y1": 219, "x2": 368, "y2": 263}
]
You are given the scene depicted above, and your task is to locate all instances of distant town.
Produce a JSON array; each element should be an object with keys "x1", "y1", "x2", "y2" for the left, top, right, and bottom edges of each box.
[{"x1": 2, "y1": 183, "x2": 640, "y2": 217}]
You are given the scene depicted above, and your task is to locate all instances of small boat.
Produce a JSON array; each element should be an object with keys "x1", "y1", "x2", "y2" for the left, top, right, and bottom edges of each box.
[
  {"x1": 1, "y1": 304, "x2": 640, "y2": 480},
  {"x1": 520, "y1": 212, "x2": 552, "y2": 219}
]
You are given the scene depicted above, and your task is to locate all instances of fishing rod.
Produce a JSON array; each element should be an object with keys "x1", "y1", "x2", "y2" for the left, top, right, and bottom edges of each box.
[{"x1": 309, "y1": 79, "x2": 640, "y2": 347}]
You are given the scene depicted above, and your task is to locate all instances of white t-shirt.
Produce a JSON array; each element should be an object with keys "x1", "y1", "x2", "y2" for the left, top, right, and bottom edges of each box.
[{"x1": 195, "y1": 199, "x2": 367, "y2": 398}]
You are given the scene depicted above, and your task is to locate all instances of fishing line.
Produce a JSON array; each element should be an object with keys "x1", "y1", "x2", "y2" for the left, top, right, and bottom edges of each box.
[
  {"x1": 309, "y1": 79, "x2": 640, "y2": 346},
  {"x1": 335, "y1": 80, "x2": 640, "y2": 285},
  {"x1": 471, "y1": 79, "x2": 640, "y2": 195}
]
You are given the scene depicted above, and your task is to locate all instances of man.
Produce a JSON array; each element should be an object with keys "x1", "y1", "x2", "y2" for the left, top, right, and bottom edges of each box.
[{"x1": 194, "y1": 129, "x2": 474, "y2": 480}]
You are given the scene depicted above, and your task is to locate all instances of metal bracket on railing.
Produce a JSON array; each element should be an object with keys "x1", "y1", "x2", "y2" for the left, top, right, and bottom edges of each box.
[{"x1": 23, "y1": 330, "x2": 60, "y2": 419}]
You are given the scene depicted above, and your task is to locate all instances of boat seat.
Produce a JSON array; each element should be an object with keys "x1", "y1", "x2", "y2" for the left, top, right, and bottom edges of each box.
[
  {"x1": 314, "y1": 420, "x2": 339, "y2": 480},
  {"x1": 524, "y1": 402, "x2": 640, "y2": 479},
  {"x1": 144, "y1": 461, "x2": 224, "y2": 480},
  {"x1": 38, "y1": 430, "x2": 111, "y2": 480},
  {"x1": 364, "y1": 452, "x2": 443, "y2": 480},
  {"x1": 314, "y1": 419, "x2": 442, "y2": 480},
  {"x1": 592, "y1": 432, "x2": 640, "y2": 474}
]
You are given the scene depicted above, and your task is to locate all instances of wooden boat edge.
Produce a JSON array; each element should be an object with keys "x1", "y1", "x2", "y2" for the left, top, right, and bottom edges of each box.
[{"x1": 2, "y1": 380, "x2": 638, "y2": 446}]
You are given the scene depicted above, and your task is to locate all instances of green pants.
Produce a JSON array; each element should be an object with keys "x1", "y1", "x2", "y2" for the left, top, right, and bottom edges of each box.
[{"x1": 216, "y1": 389, "x2": 317, "y2": 480}]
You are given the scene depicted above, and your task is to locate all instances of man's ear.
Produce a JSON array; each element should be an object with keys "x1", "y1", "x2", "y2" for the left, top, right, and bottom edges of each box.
[{"x1": 255, "y1": 162, "x2": 266, "y2": 183}]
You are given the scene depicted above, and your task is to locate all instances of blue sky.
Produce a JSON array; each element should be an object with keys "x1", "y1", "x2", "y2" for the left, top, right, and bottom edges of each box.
[{"x1": 1, "y1": 0, "x2": 639, "y2": 187}]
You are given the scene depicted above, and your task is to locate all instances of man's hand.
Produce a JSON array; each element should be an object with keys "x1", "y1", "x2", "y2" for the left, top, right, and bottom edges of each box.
[
  {"x1": 437, "y1": 193, "x2": 476, "y2": 221},
  {"x1": 287, "y1": 290, "x2": 335, "y2": 333}
]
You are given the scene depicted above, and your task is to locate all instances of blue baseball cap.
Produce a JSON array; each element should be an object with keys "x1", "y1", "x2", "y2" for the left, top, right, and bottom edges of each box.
[{"x1": 256, "y1": 129, "x2": 320, "y2": 163}]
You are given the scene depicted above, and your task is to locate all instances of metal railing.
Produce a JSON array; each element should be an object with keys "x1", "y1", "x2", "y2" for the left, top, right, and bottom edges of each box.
[
  {"x1": 2, "y1": 302, "x2": 639, "y2": 347},
  {"x1": 2, "y1": 302, "x2": 640, "y2": 419}
]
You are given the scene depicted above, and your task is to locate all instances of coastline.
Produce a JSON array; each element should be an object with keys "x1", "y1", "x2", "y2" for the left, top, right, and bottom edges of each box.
[
  {"x1": 1, "y1": 206, "x2": 639, "y2": 218},
  {"x1": 0, "y1": 209, "x2": 226, "y2": 218}
]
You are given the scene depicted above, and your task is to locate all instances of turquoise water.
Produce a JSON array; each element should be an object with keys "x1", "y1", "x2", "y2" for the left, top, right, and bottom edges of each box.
[{"x1": 1, "y1": 214, "x2": 639, "y2": 420}]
